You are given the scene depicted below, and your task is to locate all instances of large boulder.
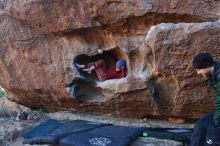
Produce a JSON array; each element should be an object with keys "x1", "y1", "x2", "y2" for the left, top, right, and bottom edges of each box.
[{"x1": 0, "y1": 0, "x2": 220, "y2": 119}]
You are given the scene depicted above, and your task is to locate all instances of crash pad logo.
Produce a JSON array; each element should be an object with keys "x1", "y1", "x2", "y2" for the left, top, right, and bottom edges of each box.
[{"x1": 89, "y1": 137, "x2": 112, "y2": 146}]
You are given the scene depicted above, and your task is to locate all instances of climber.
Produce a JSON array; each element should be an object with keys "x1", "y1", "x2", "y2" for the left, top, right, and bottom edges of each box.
[
  {"x1": 75, "y1": 49, "x2": 126, "y2": 81},
  {"x1": 190, "y1": 52, "x2": 220, "y2": 146}
]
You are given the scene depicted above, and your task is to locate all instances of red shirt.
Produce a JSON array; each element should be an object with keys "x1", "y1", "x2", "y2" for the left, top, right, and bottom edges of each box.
[
  {"x1": 88, "y1": 55, "x2": 126, "y2": 81},
  {"x1": 104, "y1": 65, "x2": 126, "y2": 80}
]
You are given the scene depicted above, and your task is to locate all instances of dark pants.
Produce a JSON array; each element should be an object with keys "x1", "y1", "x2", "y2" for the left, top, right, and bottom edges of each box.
[{"x1": 190, "y1": 112, "x2": 220, "y2": 146}]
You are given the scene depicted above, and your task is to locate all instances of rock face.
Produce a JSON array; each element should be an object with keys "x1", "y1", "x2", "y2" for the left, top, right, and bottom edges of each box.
[{"x1": 0, "y1": 0, "x2": 220, "y2": 119}]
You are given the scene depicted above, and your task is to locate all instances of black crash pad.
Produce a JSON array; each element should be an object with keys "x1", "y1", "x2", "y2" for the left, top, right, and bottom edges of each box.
[
  {"x1": 23, "y1": 119, "x2": 62, "y2": 139},
  {"x1": 23, "y1": 119, "x2": 112, "y2": 145},
  {"x1": 59, "y1": 125, "x2": 144, "y2": 146},
  {"x1": 144, "y1": 127, "x2": 192, "y2": 144}
]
